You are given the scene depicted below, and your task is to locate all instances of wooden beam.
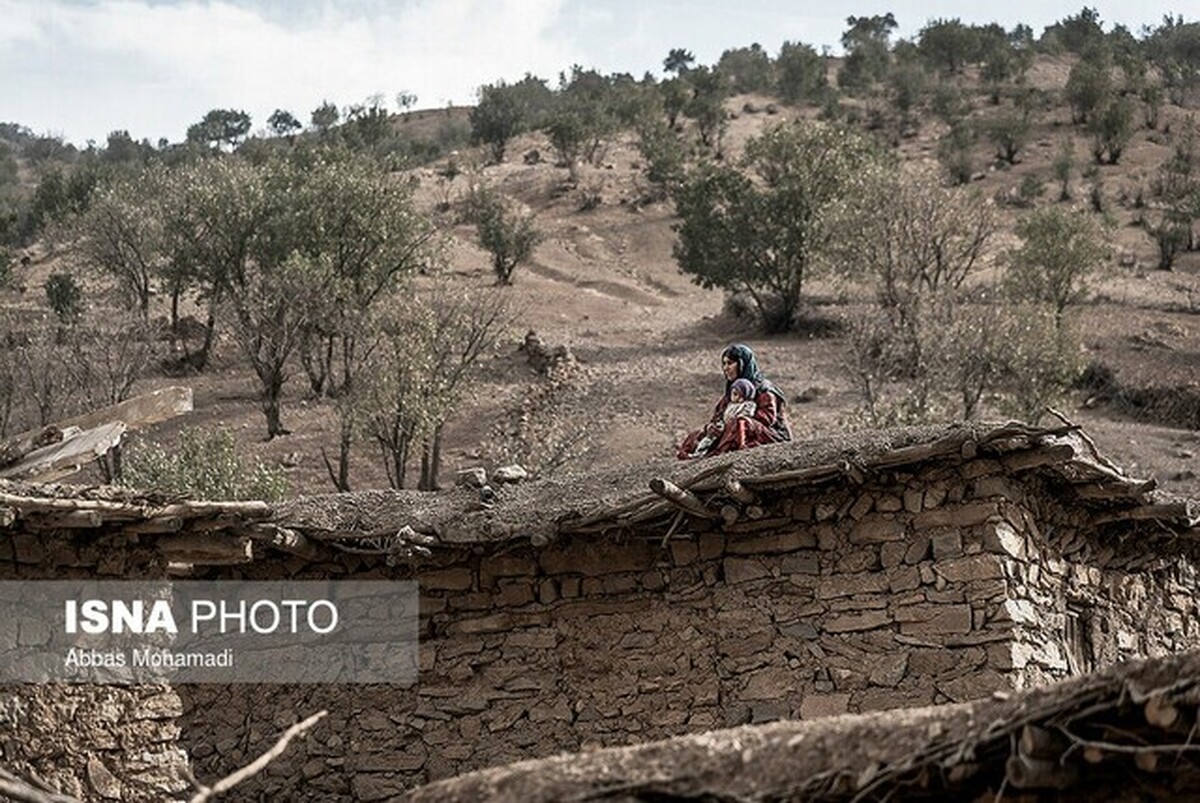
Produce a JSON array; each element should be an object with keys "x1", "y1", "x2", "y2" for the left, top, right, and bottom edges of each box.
[
  {"x1": 0, "y1": 422, "x2": 127, "y2": 482},
  {"x1": 0, "y1": 425, "x2": 65, "y2": 468},
  {"x1": 52, "y1": 386, "x2": 193, "y2": 433},
  {"x1": 158, "y1": 533, "x2": 254, "y2": 565},
  {"x1": 722, "y1": 477, "x2": 756, "y2": 504},
  {"x1": 648, "y1": 478, "x2": 716, "y2": 519},
  {"x1": 247, "y1": 524, "x2": 324, "y2": 561},
  {"x1": 34, "y1": 510, "x2": 104, "y2": 529}
]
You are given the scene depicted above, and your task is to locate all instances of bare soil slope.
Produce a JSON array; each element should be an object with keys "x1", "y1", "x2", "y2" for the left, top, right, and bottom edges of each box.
[{"x1": 5, "y1": 58, "x2": 1200, "y2": 501}]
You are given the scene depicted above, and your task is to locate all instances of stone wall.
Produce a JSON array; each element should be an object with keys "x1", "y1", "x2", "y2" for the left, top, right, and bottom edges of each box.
[
  {"x1": 0, "y1": 530, "x2": 187, "y2": 802},
  {"x1": 5, "y1": 453, "x2": 1197, "y2": 801},
  {"x1": 179, "y1": 456, "x2": 1176, "y2": 800},
  {"x1": 994, "y1": 477, "x2": 1200, "y2": 689}
]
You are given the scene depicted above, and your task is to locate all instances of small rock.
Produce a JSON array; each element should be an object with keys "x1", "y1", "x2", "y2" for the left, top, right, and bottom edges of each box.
[
  {"x1": 280, "y1": 451, "x2": 302, "y2": 468},
  {"x1": 87, "y1": 756, "x2": 122, "y2": 800},
  {"x1": 493, "y1": 464, "x2": 529, "y2": 484},
  {"x1": 456, "y1": 467, "x2": 488, "y2": 489}
]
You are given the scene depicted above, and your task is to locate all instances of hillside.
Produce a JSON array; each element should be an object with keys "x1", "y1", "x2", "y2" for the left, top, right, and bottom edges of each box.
[{"x1": 3, "y1": 50, "x2": 1200, "y2": 502}]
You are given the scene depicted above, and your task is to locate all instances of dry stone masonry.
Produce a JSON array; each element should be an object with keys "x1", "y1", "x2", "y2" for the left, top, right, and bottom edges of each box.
[{"x1": 1, "y1": 422, "x2": 1199, "y2": 800}]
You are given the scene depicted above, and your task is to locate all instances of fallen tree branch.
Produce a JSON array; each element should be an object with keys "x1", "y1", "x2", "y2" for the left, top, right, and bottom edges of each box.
[
  {"x1": 188, "y1": 710, "x2": 327, "y2": 803},
  {"x1": 0, "y1": 766, "x2": 80, "y2": 803}
]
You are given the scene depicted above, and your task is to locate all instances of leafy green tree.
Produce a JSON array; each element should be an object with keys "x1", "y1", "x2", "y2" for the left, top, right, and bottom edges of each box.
[
  {"x1": 286, "y1": 150, "x2": 435, "y2": 398},
  {"x1": 1088, "y1": 95, "x2": 1134, "y2": 164},
  {"x1": 663, "y1": 48, "x2": 695, "y2": 76},
  {"x1": 45, "y1": 271, "x2": 83, "y2": 323},
  {"x1": 476, "y1": 190, "x2": 542, "y2": 284},
  {"x1": 72, "y1": 165, "x2": 172, "y2": 320},
  {"x1": 1065, "y1": 54, "x2": 1112, "y2": 124},
  {"x1": 542, "y1": 66, "x2": 620, "y2": 176},
  {"x1": 470, "y1": 75, "x2": 552, "y2": 163},
  {"x1": 186, "y1": 108, "x2": 251, "y2": 150},
  {"x1": 1145, "y1": 16, "x2": 1200, "y2": 105},
  {"x1": 985, "y1": 109, "x2": 1031, "y2": 164},
  {"x1": 1053, "y1": 137, "x2": 1075, "y2": 200},
  {"x1": 917, "y1": 18, "x2": 978, "y2": 74},
  {"x1": 660, "y1": 77, "x2": 690, "y2": 128},
  {"x1": 683, "y1": 66, "x2": 730, "y2": 150},
  {"x1": 673, "y1": 120, "x2": 882, "y2": 332},
  {"x1": 717, "y1": 44, "x2": 773, "y2": 93},
  {"x1": 1145, "y1": 126, "x2": 1200, "y2": 269},
  {"x1": 1005, "y1": 205, "x2": 1111, "y2": 326},
  {"x1": 775, "y1": 41, "x2": 826, "y2": 104},
  {"x1": 838, "y1": 13, "x2": 897, "y2": 92},
  {"x1": 635, "y1": 116, "x2": 685, "y2": 198},
  {"x1": 1043, "y1": 7, "x2": 1106, "y2": 55},
  {"x1": 267, "y1": 109, "x2": 302, "y2": 138},
  {"x1": 937, "y1": 120, "x2": 977, "y2": 184},
  {"x1": 310, "y1": 101, "x2": 340, "y2": 132}
]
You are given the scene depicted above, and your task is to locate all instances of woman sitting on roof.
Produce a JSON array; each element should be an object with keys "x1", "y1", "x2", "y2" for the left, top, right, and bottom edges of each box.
[{"x1": 677, "y1": 343, "x2": 792, "y2": 460}]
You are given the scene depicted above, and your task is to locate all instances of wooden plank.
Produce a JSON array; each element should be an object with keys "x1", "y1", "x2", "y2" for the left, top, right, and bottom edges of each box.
[
  {"x1": 0, "y1": 425, "x2": 65, "y2": 468},
  {"x1": 158, "y1": 533, "x2": 254, "y2": 565},
  {"x1": 0, "y1": 422, "x2": 127, "y2": 482},
  {"x1": 52, "y1": 386, "x2": 193, "y2": 433}
]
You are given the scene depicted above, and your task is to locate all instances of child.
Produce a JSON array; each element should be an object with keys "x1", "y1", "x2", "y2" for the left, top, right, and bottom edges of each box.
[{"x1": 688, "y1": 379, "x2": 757, "y2": 458}]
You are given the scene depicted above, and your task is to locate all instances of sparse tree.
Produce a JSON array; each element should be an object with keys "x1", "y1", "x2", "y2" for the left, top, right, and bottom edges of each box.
[
  {"x1": 1006, "y1": 205, "x2": 1111, "y2": 327},
  {"x1": 775, "y1": 41, "x2": 826, "y2": 104},
  {"x1": 310, "y1": 101, "x2": 340, "y2": 132},
  {"x1": 1088, "y1": 95, "x2": 1134, "y2": 164},
  {"x1": 663, "y1": 48, "x2": 695, "y2": 76},
  {"x1": 470, "y1": 75, "x2": 552, "y2": 163},
  {"x1": 396, "y1": 91, "x2": 418, "y2": 113},
  {"x1": 673, "y1": 120, "x2": 882, "y2": 332},
  {"x1": 1053, "y1": 137, "x2": 1075, "y2": 200},
  {"x1": 985, "y1": 108, "x2": 1031, "y2": 164},
  {"x1": 717, "y1": 44, "x2": 773, "y2": 93},
  {"x1": 267, "y1": 109, "x2": 302, "y2": 138},
  {"x1": 476, "y1": 190, "x2": 542, "y2": 285},
  {"x1": 186, "y1": 108, "x2": 252, "y2": 151}
]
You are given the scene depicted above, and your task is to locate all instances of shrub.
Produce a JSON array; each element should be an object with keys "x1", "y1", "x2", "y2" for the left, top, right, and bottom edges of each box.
[
  {"x1": 122, "y1": 427, "x2": 288, "y2": 501},
  {"x1": 44, "y1": 271, "x2": 82, "y2": 323}
]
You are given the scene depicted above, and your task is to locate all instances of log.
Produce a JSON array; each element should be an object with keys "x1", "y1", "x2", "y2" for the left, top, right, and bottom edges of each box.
[
  {"x1": 648, "y1": 478, "x2": 716, "y2": 520},
  {"x1": 125, "y1": 517, "x2": 184, "y2": 534},
  {"x1": 158, "y1": 533, "x2": 254, "y2": 565},
  {"x1": 1005, "y1": 753, "x2": 1078, "y2": 790},
  {"x1": 1019, "y1": 724, "x2": 1067, "y2": 761},
  {"x1": 1144, "y1": 695, "x2": 1180, "y2": 729},
  {"x1": 719, "y1": 505, "x2": 739, "y2": 528},
  {"x1": 1001, "y1": 444, "x2": 1078, "y2": 472},
  {"x1": 722, "y1": 478, "x2": 756, "y2": 504},
  {"x1": 0, "y1": 507, "x2": 14, "y2": 528},
  {"x1": 247, "y1": 524, "x2": 324, "y2": 561},
  {"x1": 35, "y1": 510, "x2": 103, "y2": 529}
]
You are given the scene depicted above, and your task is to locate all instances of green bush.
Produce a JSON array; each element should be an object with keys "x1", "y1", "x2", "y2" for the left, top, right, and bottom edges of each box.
[
  {"x1": 44, "y1": 271, "x2": 82, "y2": 323},
  {"x1": 122, "y1": 427, "x2": 288, "y2": 501}
]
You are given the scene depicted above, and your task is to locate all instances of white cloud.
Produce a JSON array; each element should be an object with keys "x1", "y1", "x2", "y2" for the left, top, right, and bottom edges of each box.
[{"x1": 0, "y1": 0, "x2": 574, "y2": 145}]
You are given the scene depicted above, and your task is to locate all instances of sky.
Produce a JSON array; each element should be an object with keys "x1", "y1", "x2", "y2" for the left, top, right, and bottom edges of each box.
[{"x1": 0, "y1": 0, "x2": 1192, "y2": 147}]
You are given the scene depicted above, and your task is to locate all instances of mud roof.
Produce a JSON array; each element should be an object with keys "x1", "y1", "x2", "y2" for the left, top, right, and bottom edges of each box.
[
  {"x1": 1, "y1": 420, "x2": 1197, "y2": 566},
  {"x1": 403, "y1": 647, "x2": 1200, "y2": 802}
]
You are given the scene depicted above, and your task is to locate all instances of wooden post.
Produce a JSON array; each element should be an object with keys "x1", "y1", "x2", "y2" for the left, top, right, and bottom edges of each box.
[{"x1": 649, "y1": 478, "x2": 716, "y2": 519}]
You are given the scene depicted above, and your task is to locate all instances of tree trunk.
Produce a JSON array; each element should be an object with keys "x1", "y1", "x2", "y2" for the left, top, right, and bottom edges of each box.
[
  {"x1": 261, "y1": 374, "x2": 289, "y2": 440},
  {"x1": 418, "y1": 424, "x2": 444, "y2": 491}
]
